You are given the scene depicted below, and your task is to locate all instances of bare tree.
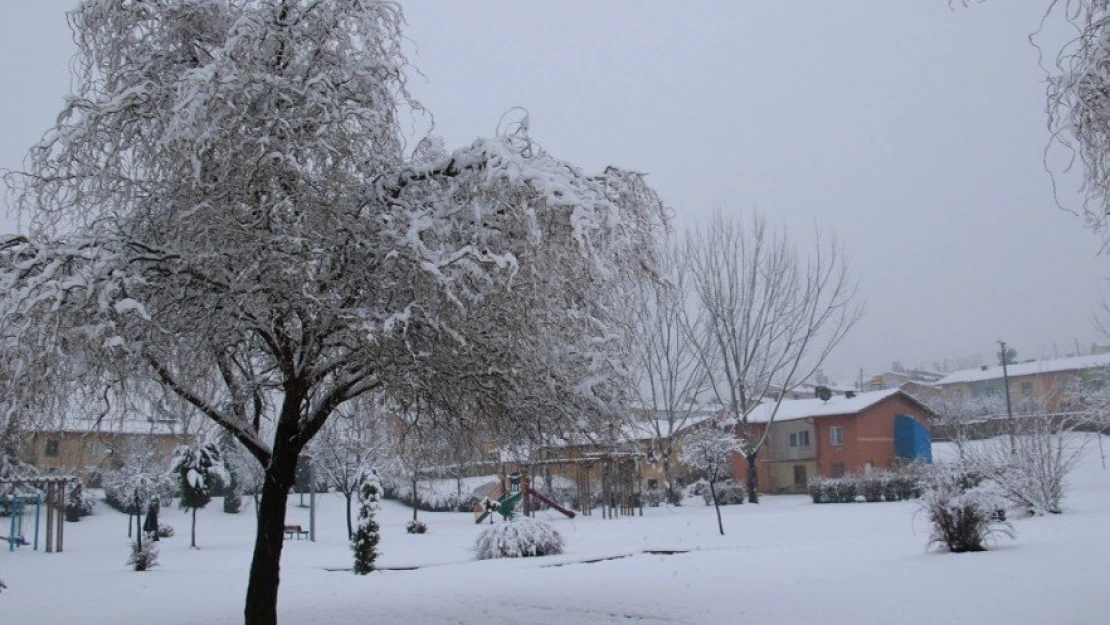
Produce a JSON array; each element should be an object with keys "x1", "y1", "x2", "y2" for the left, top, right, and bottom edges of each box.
[
  {"x1": 0, "y1": 3, "x2": 664, "y2": 624},
  {"x1": 687, "y1": 211, "x2": 861, "y2": 502},
  {"x1": 627, "y1": 237, "x2": 707, "y2": 503},
  {"x1": 308, "y1": 397, "x2": 393, "y2": 539}
]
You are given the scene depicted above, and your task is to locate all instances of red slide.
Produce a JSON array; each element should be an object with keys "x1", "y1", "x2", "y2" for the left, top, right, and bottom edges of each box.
[{"x1": 526, "y1": 489, "x2": 576, "y2": 518}]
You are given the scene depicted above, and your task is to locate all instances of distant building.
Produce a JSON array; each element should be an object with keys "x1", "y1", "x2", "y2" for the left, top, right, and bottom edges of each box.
[
  {"x1": 732, "y1": 389, "x2": 935, "y2": 494},
  {"x1": 933, "y1": 352, "x2": 1110, "y2": 413},
  {"x1": 22, "y1": 417, "x2": 191, "y2": 484}
]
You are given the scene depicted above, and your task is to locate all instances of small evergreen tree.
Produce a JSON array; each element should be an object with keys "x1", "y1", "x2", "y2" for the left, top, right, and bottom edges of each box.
[
  {"x1": 351, "y1": 467, "x2": 382, "y2": 575},
  {"x1": 169, "y1": 441, "x2": 228, "y2": 549},
  {"x1": 219, "y1": 431, "x2": 243, "y2": 514}
]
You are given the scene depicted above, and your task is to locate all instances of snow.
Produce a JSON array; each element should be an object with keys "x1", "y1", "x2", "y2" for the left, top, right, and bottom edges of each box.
[
  {"x1": 935, "y1": 352, "x2": 1110, "y2": 385},
  {"x1": 1, "y1": 436, "x2": 1109, "y2": 624}
]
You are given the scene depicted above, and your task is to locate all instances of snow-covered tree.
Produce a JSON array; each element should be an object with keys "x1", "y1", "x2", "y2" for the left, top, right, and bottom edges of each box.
[
  {"x1": 0, "y1": 3, "x2": 663, "y2": 623},
  {"x1": 687, "y1": 211, "x2": 861, "y2": 503},
  {"x1": 219, "y1": 430, "x2": 243, "y2": 514},
  {"x1": 679, "y1": 421, "x2": 743, "y2": 535},
  {"x1": 170, "y1": 441, "x2": 228, "y2": 548},
  {"x1": 351, "y1": 467, "x2": 382, "y2": 575}
]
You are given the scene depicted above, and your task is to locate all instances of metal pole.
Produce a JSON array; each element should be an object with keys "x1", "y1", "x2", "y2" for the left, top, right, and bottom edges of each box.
[
  {"x1": 309, "y1": 463, "x2": 316, "y2": 542},
  {"x1": 999, "y1": 340, "x2": 1016, "y2": 454},
  {"x1": 34, "y1": 492, "x2": 41, "y2": 550},
  {"x1": 44, "y1": 484, "x2": 54, "y2": 553},
  {"x1": 56, "y1": 481, "x2": 66, "y2": 553}
]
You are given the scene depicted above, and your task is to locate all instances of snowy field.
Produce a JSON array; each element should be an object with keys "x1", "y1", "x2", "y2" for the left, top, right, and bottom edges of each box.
[{"x1": 3, "y1": 437, "x2": 1110, "y2": 625}]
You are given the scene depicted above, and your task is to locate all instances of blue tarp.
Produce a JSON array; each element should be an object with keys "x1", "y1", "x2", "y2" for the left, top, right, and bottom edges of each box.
[{"x1": 894, "y1": 414, "x2": 932, "y2": 463}]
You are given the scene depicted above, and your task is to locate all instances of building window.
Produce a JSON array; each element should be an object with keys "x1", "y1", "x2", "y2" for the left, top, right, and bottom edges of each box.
[
  {"x1": 85, "y1": 440, "x2": 108, "y2": 458},
  {"x1": 831, "y1": 463, "x2": 845, "y2": 478},
  {"x1": 44, "y1": 439, "x2": 60, "y2": 458},
  {"x1": 1021, "y1": 381, "x2": 1033, "y2": 398},
  {"x1": 829, "y1": 425, "x2": 843, "y2": 446},
  {"x1": 789, "y1": 430, "x2": 811, "y2": 448}
]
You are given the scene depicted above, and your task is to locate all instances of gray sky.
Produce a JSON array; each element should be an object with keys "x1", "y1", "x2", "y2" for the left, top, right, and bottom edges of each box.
[{"x1": 1, "y1": 1, "x2": 1105, "y2": 382}]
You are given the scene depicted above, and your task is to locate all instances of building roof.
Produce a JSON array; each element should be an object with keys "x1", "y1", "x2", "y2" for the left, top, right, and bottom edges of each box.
[
  {"x1": 743, "y1": 388, "x2": 905, "y2": 423},
  {"x1": 934, "y1": 353, "x2": 1110, "y2": 386},
  {"x1": 30, "y1": 417, "x2": 184, "y2": 436}
]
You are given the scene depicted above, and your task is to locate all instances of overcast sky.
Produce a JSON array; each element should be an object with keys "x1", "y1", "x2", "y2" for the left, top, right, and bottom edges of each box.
[{"x1": 1, "y1": 1, "x2": 1106, "y2": 382}]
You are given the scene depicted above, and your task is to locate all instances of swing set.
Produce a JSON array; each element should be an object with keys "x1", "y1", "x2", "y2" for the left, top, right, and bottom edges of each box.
[{"x1": 0, "y1": 476, "x2": 76, "y2": 553}]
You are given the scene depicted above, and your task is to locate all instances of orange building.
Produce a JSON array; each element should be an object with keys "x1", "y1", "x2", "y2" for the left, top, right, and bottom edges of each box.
[{"x1": 731, "y1": 389, "x2": 935, "y2": 494}]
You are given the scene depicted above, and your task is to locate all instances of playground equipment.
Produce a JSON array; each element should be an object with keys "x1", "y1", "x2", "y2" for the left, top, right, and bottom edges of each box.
[
  {"x1": 0, "y1": 476, "x2": 75, "y2": 553},
  {"x1": 472, "y1": 456, "x2": 643, "y2": 523}
]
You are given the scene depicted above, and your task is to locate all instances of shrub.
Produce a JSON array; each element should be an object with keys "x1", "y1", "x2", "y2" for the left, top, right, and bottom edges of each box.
[
  {"x1": 963, "y1": 420, "x2": 1083, "y2": 515},
  {"x1": 352, "y1": 469, "x2": 382, "y2": 575},
  {"x1": 66, "y1": 482, "x2": 97, "y2": 520},
  {"x1": 642, "y1": 489, "x2": 665, "y2": 507},
  {"x1": 406, "y1": 519, "x2": 429, "y2": 534},
  {"x1": 475, "y1": 517, "x2": 564, "y2": 560},
  {"x1": 860, "y1": 476, "x2": 885, "y2": 503},
  {"x1": 921, "y1": 475, "x2": 1013, "y2": 553},
  {"x1": 703, "y1": 480, "x2": 745, "y2": 506},
  {"x1": 127, "y1": 539, "x2": 159, "y2": 571},
  {"x1": 156, "y1": 523, "x2": 175, "y2": 538}
]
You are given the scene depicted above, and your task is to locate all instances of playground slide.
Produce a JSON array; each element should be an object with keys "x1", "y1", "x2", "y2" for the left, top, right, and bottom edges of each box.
[
  {"x1": 526, "y1": 489, "x2": 576, "y2": 519},
  {"x1": 473, "y1": 491, "x2": 522, "y2": 524}
]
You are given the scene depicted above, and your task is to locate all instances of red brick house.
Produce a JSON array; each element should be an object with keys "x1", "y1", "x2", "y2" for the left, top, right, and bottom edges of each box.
[{"x1": 732, "y1": 389, "x2": 935, "y2": 494}]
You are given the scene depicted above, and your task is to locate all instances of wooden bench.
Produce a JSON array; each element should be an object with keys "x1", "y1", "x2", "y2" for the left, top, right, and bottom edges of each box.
[{"x1": 283, "y1": 524, "x2": 309, "y2": 540}]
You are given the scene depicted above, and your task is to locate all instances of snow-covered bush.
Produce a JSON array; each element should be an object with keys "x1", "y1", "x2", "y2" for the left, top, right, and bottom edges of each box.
[
  {"x1": 963, "y1": 419, "x2": 1083, "y2": 515},
  {"x1": 687, "y1": 479, "x2": 745, "y2": 506},
  {"x1": 127, "y1": 539, "x2": 159, "y2": 571},
  {"x1": 860, "y1": 475, "x2": 885, "y2": 502},
  {"x1": 475, "y1": 517, "x2": 565, "y2": 560},
  {"x1": 405, "y1": 519, "x2": 428, "y2": 534},
  {"x1": 156, "y1": 523, "x2": 174, "y2": 538},
  {"x1": 103, "y1": 465, "x2": 177, "y2": 515},
  {"x1": 0, "y1": 574, "x2": 6, "y2": 593},
  {"x1": 642, "y1": 488, "x2": 666, "y2": 507},
  {"x1": 66, "y1": 481, "x2": 97, "y2": 520},
  {"x1": 921, "y1": 472, "x2": 1013, "y2": 553},
  {"x1": 808, "y1": 477, "x2": 859, "y2": 503},
  {"x1": 351, "y1": 468, "x2": 382, "y2": 575},
  {"x1": 382, "y1": 478, "x2": 483, "y2": 513}
]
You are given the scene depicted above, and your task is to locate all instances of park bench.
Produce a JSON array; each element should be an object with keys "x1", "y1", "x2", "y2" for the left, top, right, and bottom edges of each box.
[{"x1": 283, "y1": 524, "x2": 309, "y2": 540}]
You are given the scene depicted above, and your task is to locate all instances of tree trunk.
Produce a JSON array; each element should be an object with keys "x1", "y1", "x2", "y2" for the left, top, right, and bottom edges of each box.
[
  {"x1": 190, "y1": 508, "x2": 197, "y2": 548},
  {"x1": 243, "y1": 459, "x2": 296, "y2": 625},
  {"x1": 746, "y1": 453, "x2": 759, "y2": 504},
  {"x1": 412, "y1": 475, "x2": 419, "y2": 522},
  {"x1": 708, "y1": 479, "x2": 724, "y2": 536},
  {"x1": 344, "y1": 493, "x2": 353, "y2": 540}
]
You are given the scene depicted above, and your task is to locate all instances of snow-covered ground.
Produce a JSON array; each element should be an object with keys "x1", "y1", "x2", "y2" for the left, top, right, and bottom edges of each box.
[{"x1": 3, "y1": 436, "x2": 1110, "y2": 625}]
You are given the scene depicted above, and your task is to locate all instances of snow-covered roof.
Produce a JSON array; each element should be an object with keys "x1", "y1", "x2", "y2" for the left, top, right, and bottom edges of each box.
[
  {"x1": 30, "y1": 417, "x2": 184, "y2": 436},
  {"x1": 935, "y1": 353, "x2": 1110, "y2": 385},
  {"x1": 743, "y1": 388, "x2": 903, "y2": 423},
  {"x1": 622, "y1": 411, "x2": 717, "y2": 441}
]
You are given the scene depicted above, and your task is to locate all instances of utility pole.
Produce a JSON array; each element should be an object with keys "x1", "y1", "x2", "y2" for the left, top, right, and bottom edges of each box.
[{"x1": 999, "y1": 339, "x2": 1016, "y2": 454}]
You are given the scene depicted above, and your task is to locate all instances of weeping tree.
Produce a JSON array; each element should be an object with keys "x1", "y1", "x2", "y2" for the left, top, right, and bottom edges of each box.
[
  {"x1": 0, "y1": 2, "x2": 664, "y2": 624},
  {"x1": 687, "y1": 211, "x2": 861, "y2": 503}
]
